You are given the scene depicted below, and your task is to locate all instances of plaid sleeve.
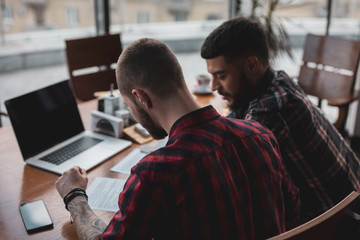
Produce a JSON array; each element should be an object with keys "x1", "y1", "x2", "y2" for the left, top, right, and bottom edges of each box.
[
  {"x1": 252, "y1": 120, "x2": 301, "y2": 223},
  {"x1": 281, "y1": 162, "x2": 301, "y2": 222},
  {"x1": 245, "y1": 100, "x2": 288, "y2": 147},
  {"x1": 245, "y1": 87, "x2": 301, "y2": 221}
]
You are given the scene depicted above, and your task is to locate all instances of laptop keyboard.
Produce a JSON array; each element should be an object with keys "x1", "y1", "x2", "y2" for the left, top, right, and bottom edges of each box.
[{"x1": 40, "y1": 136, "x2": 103, "y2": 165}]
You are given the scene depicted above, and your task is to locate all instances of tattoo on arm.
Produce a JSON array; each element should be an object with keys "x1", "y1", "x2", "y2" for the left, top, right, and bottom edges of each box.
[{"x1": 68, "y1": 196, "x2": 107, "y2": 240}]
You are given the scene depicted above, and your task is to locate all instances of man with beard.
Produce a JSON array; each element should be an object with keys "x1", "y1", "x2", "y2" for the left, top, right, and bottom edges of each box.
[
  {"x1": 201, "y1": 16, "x2": 360, "y2": 222},
  {"x1": 55, "y1": 38, "x2": 300, "y2": 240}
]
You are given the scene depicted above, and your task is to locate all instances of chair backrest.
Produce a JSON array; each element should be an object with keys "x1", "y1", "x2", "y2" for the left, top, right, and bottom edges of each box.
[
  {"x1": 298, "y1": 34, "x2": 360, "y2": 102},
  {"x1": 297, "y1": 34, "x2": 360, "y2": 133},
  {"x1": 267, "y1": 191, "x2": 360, "y2": 240},
  {"x1": 65, "y1": 33, "x2": 122, "y2": 101}
]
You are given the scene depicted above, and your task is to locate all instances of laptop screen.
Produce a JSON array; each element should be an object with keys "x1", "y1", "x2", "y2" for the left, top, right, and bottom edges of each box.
[{"x1": 5, "y1": 80, "x2": 84, "y2": 160}]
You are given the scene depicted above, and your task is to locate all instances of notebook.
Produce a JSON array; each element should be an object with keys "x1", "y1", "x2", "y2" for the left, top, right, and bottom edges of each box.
[{"x1": 5, "y1": 80, "x2": 132, "y2": 175}]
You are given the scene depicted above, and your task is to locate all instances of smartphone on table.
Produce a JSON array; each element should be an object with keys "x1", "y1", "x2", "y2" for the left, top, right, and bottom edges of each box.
[{"x1": 19, "y1": 199, "x2": 54, "y2": 233}]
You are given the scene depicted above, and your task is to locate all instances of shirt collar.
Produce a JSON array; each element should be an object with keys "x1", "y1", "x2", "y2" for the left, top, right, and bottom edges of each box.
[
  {"x1": 168, "y1": 105, "x2": 220, "y2": 138},
  {"x1": 253, "y1": 67, "x2": 275, "y2": 99}
]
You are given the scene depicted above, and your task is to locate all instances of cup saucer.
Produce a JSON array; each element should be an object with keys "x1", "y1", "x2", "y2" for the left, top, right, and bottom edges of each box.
[{"x1": 192, "y1": 84, "x2": 213, "y2": 95}]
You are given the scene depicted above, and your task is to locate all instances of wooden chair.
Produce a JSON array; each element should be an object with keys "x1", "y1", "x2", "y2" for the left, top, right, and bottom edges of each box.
[
  {"x1": 65, "y1": 33, "x2": 122, "y2": 101},
  {"x1": 267, "y1": 191, "x2": 360, "y2": 240},
  {"x1": 297, "y1": 34, "x2": 360, "y2": 135}
]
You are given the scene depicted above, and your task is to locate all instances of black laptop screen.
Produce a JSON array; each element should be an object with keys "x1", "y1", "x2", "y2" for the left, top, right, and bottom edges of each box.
[{"x1": 5, "y1": 80, "x2": 85, "y2": 160}]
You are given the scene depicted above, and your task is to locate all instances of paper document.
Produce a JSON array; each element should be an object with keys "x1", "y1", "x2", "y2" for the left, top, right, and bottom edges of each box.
[
  {"x1": 140, "y1": 136, "x2": 168, "y2": 153},
  {"x1": 87, "y1": 177, "x2": 126, "y2": 212},
  {"x1": 110, "y1": 148, "x2": 146, "y2": 174}
]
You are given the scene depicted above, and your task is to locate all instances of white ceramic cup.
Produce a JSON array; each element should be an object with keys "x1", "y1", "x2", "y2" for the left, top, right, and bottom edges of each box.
[{"x1": 196, "y1": 74, "x2": 211, "y2": 92}]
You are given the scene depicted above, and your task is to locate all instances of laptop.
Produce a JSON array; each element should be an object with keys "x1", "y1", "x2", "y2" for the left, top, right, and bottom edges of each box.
[{"x1": 5, "y1": 80, "x2": 132, "y2": 175}]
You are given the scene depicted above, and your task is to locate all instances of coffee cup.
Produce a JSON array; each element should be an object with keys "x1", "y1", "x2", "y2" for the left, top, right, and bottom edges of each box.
[{"x1": 196, "y1": 74, "x2": 211, "y2": 92}]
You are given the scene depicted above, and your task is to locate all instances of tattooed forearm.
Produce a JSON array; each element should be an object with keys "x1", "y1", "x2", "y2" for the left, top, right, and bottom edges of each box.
[{"x1": 68, "y1": 196, "x2": 107, "y2": 240}]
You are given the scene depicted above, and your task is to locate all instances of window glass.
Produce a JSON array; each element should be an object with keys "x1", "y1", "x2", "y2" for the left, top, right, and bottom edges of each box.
[
  {"x1": 109, "y1": 0, "x2": 227, "y2": 25},
  {"x1": 67, "y1": 7, "x2": 79, "y2": 27},
  {"x1": 1, "y1": 0, "x2": 360, "y2": 128},
  {"x1": 2, "y1": 0, "x2": 95, "y2": 34},
  {"x1": 137, "y1": 11, "x2": 149, "y2": 24}
]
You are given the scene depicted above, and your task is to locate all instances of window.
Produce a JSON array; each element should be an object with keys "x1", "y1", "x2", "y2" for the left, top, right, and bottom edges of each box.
[
  {"x1": 174, "y1": 12, "x2": 187, "y2": 21},
  {"x1": 137, "y1": 11, "x2": 149, "y2": 24},
  {"x1": 67, "y1": 7, "x2": 79, "y2": 27},
  {"x1": 206, "y1": 14, "x2": 220, "y2": 20},
  {"x1": 4, "y1": 3, "x2": 13, "y2": 23}
]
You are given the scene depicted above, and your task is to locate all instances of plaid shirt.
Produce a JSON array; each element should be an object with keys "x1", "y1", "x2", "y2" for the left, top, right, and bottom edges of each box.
[
  {"x1": 97, "y1": 106, "x2": 299, "y2": 240},
  {"x1": 228, "y1": 68, "x2": 360, "y2": 220}
]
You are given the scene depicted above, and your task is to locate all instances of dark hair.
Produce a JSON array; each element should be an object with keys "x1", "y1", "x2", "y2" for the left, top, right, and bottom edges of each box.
[
  {"x1": 116, "y1": 38, "x2": 186, "y2": 99},
  {"x1": 201, "y1": 17, "x2": 269, "y2": 65}
]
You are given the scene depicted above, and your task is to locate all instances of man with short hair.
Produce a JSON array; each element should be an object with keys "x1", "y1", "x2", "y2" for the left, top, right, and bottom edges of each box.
[
  {"x1": 56, "y1": 38, "x2": 299, "y2": 240},
  {"x1": 201, "y1": 16, "x2": 360, "y2": 221}
]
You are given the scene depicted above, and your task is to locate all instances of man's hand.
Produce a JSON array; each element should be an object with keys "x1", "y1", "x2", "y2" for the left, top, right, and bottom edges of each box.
[
  {"x1": 55, "y1": 166, "x2": 107, "y2": 240},
  {"x1": 56, "y1": 166, "x2": 88, "y2": 198}
]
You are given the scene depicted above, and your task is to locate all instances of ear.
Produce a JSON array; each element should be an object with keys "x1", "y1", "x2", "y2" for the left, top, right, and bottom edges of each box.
[
  {"x1": 131, "y1": 89, "x2": 153, "y2": 109},
  {"x1": 245, "y1": 56, "x2": 260, "y2": 73}
]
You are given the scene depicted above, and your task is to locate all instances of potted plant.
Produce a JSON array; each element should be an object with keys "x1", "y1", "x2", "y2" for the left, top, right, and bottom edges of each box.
[{"x1": 233, "y1": 0, "x2": 294, "y2": 60}]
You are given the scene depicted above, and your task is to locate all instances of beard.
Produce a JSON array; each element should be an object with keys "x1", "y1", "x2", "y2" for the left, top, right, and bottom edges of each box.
[
  {"x1": 226, "y1": 72, "x2": 254, "y2": 111},
  {"x1": 134, "y1": 103, "x2": 168, "y2": 140}
]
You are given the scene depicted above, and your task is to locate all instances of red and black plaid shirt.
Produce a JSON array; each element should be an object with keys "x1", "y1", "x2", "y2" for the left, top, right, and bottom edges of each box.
[{"x1": 97, "y1": 106, "x2": 299, "y2": 240}]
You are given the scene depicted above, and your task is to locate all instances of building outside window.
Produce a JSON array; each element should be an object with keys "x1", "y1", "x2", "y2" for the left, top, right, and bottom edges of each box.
[
  {"x1": 4, "y1": 3, "x2": 13, "y2": 21},
  {"x1": 3, "y1": 3, "x2": 13, "y2": 29},
  {"x1": 137, "y1": 11, "x2": 149, "y2": 24},
  {"x1": 67, "y1": 7, "x2": 79, "y2": 27},
  {"x1": 174, "y1": 12, "x2": 187, "y2": 21},
  {"x1": 1, "y1": 0, "x2": 360, "y2": 133}
]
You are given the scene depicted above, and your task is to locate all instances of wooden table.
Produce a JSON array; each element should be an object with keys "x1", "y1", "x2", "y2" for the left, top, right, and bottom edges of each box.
[{"x1": 0, "y1": 93, "x2": 225, "y2": 239}]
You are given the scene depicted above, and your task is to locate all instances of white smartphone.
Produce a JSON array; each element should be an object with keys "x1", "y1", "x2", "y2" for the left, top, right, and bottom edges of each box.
[
  {"x1": 19, "y1": 199, "x2": 53, "y2": 233},
  {"x1": 134, "y1": 123, "x2": 150, "y2": 137}
]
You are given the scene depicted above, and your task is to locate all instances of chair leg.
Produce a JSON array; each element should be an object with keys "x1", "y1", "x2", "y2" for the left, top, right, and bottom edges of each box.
[
  {"x1": 318, "y1": 98, "x2": 323, "y2": 108},
  {"x1": 334, "y1": 105, "x2": 349, "y2": 137},
  {"x1": 0, "y1": 111, "x2": 8, "y2": 127}
]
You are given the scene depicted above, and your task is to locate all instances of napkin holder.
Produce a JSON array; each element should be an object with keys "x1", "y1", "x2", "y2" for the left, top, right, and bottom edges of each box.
[{"x1": 91, "y1": 110, "x2": 124, "y2": 138}]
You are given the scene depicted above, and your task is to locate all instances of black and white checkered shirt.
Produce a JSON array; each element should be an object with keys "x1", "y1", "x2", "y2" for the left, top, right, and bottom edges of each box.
[{"x1": 228, "y1": 68, "x2": 360, "y2": 221}]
